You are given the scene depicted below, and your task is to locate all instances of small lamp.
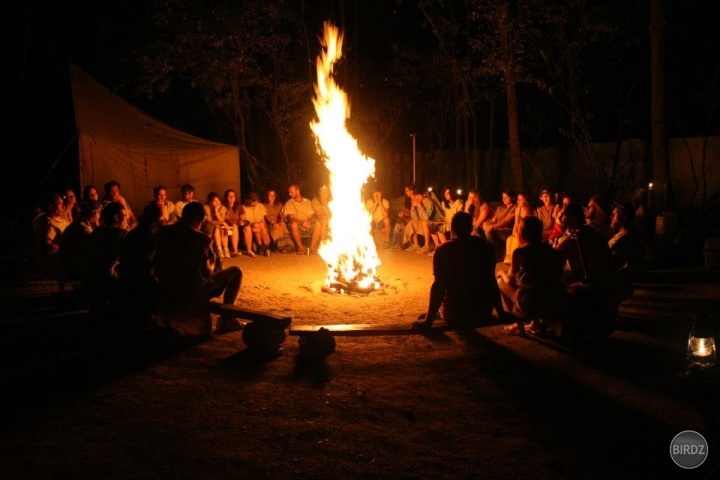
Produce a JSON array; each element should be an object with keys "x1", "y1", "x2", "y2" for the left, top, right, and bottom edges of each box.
[{"x1": 687, "y1": 315, "x2": 716, "y2": 370}]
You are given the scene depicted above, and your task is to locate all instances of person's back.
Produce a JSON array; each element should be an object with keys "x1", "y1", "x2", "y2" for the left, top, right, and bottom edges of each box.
[
  {"x1": 154, "y1": 222, "x2": 211, "y2": 297},
  {"x1": 434, "y1": 234, "x2": 497, "y2": 323}
]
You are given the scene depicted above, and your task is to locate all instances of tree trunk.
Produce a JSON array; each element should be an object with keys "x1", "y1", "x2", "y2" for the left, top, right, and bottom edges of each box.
[
  {"x1": 500, "y1": 4, "x2": 524, "y2": 193},
  {"x1": 650, "y1": 0, "x2": 674, "y2": 211}
]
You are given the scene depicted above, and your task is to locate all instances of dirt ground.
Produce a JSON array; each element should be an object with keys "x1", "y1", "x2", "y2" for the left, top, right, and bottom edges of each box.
[{"x1": 1, "y1": 248, "x2": 720, "y2": 479}]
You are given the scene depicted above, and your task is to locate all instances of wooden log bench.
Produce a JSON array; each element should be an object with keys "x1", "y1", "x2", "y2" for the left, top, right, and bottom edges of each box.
[
  {"x1": 208, "y1": 303, "x2": 292, "y2": 329},
  {"x1": 289, "y1": 315, "x2": 513, "y2": 337}
]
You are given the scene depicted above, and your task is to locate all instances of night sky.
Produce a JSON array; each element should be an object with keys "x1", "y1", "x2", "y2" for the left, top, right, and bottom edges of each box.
[{"x1": 3, "y1": 0, "x2": 719, "y2": 219}]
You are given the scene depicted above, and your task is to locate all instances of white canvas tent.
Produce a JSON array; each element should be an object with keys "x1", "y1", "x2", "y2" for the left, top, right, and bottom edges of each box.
[{"x1": 69, "y1": 63, "x2": 240, "y2": 213}]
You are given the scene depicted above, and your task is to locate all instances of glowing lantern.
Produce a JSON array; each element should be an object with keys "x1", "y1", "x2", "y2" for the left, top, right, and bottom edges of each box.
[
  {"x1": 687, "y1": 316, "x2": 716, "y2": 370},
  {"x1": 310, "y1": 22, "x2": 380, "y2": 292}
]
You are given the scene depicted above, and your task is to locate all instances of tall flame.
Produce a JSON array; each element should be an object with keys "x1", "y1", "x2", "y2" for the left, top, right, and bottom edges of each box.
[{"x1": 310, "y1": 22, "x2": 380, "y2": 290}]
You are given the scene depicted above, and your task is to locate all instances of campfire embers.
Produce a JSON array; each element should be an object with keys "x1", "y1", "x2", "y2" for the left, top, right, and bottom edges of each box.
[{"x1": 322, "y1": 257, "x2": 381, "y2": 294}]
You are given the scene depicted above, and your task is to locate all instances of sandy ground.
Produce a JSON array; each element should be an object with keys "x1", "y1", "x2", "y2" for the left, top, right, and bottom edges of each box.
[{"x1": 1, "y1": 248, "x2": 720, "y2": 479}]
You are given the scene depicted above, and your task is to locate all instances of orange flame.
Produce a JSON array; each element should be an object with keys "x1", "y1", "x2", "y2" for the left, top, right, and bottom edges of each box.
[{"x1": 310, "y1": 22, "x2": 380, "y2": 290}]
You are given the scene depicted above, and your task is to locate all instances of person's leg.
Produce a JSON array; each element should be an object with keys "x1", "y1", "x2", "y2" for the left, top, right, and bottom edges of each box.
[
  {"x1": 212, "y1": 227, "x2": 224, "y2": 255},
  {"x1": 229, "y1": 225, "x2": 240, "y2": 254},
  {"x1": 382, "y1": 217, "x2": 391, "y2": 245},
  {"x1": 243, "y1": 224, "x2": 256, "y2": 257},
  {"x1": 417, "y1": 220, "x2": 431, "y2": 253},
  {"x1": 206, "y1": 266, "x2": 243, "y2": 304},
  {"x1": 309, "y1": 222, "x2": 321, "y2": 253},
  {"x1": 288, "y1": 221, "x2": 304, "y2": 253}
]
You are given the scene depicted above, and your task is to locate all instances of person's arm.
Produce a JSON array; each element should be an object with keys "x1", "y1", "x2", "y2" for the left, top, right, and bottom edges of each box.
[
  {"x1": 412, "y1": 280, "x2": 445, "y2": 329},
  {"x1": 495, "y1": 205, "x2": 516, "y2": 230}
]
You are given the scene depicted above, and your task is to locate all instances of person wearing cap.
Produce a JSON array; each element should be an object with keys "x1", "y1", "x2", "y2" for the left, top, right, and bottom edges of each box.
[
  {"x1": 57, "y1": 199, "x2": 102, "y2": 289},
  {"x1": 535, "y1": 188, "x2": 561, "y2": 242}
]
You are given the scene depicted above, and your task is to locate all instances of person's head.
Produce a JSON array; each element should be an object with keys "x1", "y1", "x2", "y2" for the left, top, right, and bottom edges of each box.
[
  {"x1": 318, "y1": 185, "x2": 330, "y2": 202},
  {"x1": 611, "y1": 201, "x2": 635, "y2": 231},
  {"x1": 83, "y1": 185, "x2": 99, "y2": 202},
  {"x1": 442, "y1": 187, "x2": 458, "y2": 203},
  {"x1": 560, "y1": 192, "x2": 577, "y2": 208},
  {"x1": 207, "y1": 192, "x2": 221, "y2": 208},
  {"x1": 80, "y1": 200, "x2": 102, "y2": 227},
  {"x1": 404, "y1": 182, "x2": 416, "y2": 197},
  {"x1": 501, "y1": 189, "x2": 516, "y2": 206},
  {"x1": 517, "y1": 192, "x2": 529, "y2": 208},
  {"x1": 104, "y1": 181, "x2": 121, "y2": 201},
  {"x1": 288, "y1": 184, "x2": 302, "y2": 201},
  {"x1": 138, "y1": 203, "x2": 163, "y2": 225},
  {"x1": 372, "y1": 189, "x2": 383, "y2": 202},
  {"x1": 467, "y1": 189, "x2": 482, "y2": 205},
  {"x1": 180, "y1": 201, "x2": 206, "y2": 228},
  {"x1": 47, "y1": 193, "x2": 65, "y2": 216},
  {"x1": 64, "y1": 189, "x2": 77, "y2": 206},
  {"x1": 539, "y1": 188, "x2": 553, "y2": 207},
  {"x1": 180, "y1": 184, "x2": 195, "y2": 202},
  {"x1": 153, "y1": 185, "x2": 167, "y2": 204},
  {"x1": 100, "y1": 201, "x2": 127, "y2": 228},
  {"x1": 586, "y1": 194, "x2": 609, "y2": 220},
  {"x1": 224, "y1": 189, "x2": 237, "y2": 206},
  {"x1": 245, "y1": 191, "x2": 260, "y2": 206},
  {"x1": 450, "y1": 211, "x2": 473, "y2": 237},
  {"x1": 562, "y1": 203, "x2": 586, "y2": 230},
  {"x1": 265, "y1": 188, "x2": 280, "y2": 205},
  {"x1": 519, "y1": 216, "x2": 543, "y2": 245}
]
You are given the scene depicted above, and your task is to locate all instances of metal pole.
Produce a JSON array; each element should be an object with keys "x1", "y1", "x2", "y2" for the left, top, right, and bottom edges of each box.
[{"x1": 411, "y1": 133, "x2": 416, "y2": 184}]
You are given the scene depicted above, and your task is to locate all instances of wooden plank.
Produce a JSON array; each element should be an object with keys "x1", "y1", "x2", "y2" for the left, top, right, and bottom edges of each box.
[
  {"x1": 290, "y1": 323, "x2": 448, "y2": 336},
  {"x1": 289, "y1": 316, "x2": 514, "y2": 336},
  {"x1": 208, "y1": 303, "x2": 291, "y2": 328}
]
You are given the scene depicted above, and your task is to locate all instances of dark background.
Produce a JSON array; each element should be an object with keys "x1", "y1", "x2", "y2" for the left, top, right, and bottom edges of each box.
[{"x1": 2, "y1": 0, "x2": 719, "y2": 220}]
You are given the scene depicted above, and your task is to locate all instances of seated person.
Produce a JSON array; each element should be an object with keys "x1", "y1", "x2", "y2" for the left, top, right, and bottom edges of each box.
[
  {"x1": 58, "y1": 199, "x2": 102, "y2": 290},
  {"x1": 464, "y1": 190, "x2": 494, "y2": 238},
  {"x1": 535, "y1": 188, "x2": 561, "y2": 242},
  {"x1": 311, "y1": 185, "x2": 332, "y2": 249},
  {"x1": 223, "y1": 189, "x2": 244, "y2": 257},
  {"x1": 555, "y1": 203, "x2": 618, "y2": 338},
  {"x1": 608, "y1": 201, "x2": 644, "y2": 303},
  {"x1": 244, "y1": 192, "x2": 271, "y2": 256},
  {"x1": 116, "y1": 203, "x2": 164, "y2": 324},
  {"x1": 174, "y1": 184, "x2": 197, "y2": 220},
  {"x1": 483, "y1": 189, "x2": 516, "y2": 261},
  {"x1": 412, "y1": 211, "x2": 509, "y2": 330},
  {"x1": 283, "y1": 183, "x2": 321, "y2": 255},
  {"x1": 204, "y1": 192, "x2": 231, "y2": 258},
  {"x1": 585, "y1": 194, "x2": 613, "y2": 240},
  {"x1": 403, "y1": 189, "x2": 439, "y2": 254},
  {"x1": 147, "y1": 185, "x2": 176, "y2": 226},
  {"x1": 154, "y1": 202, "x2": 243, "y2": 336},
  {"x1": 264, "y1": 188, "x2": 294, "y2": 253},
  {"x1": 102, "y1": 180, "x2": 136, "y2": 229},
  {"x1": 549, "y1": 192, "x2": 579, "y2": 246},
  {"x1": 366, "y1": 188, "x2": 392, "y2": 248},
  {"x1": 83, "y1": 201, "x2": 130, "y2": 317},
  {"x1": 34, "y1": 193, "x2": 71, "y2": 279},
  {"x1": 498, "y1": 216, "x2": 567, "y2": 335},
  {"x1": 391, "y1": 183, "x2": 414, "y2": 248},
  {"x1": 432, "y1": 187, "x2": 464, "y2": 248}
]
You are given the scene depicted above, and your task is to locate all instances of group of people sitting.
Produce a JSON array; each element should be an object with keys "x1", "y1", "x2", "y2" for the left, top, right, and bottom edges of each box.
[
  {"x1": 406, "y1": 184, "x2": 645, "y2": 340},
  {"x1": 29, "y1": 180, "x2": 337, "y2": 337}
]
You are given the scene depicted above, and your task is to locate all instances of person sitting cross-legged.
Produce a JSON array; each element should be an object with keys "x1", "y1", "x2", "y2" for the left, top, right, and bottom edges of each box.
[
  {"x1": 154, "y1": 202, "x2": 243, "y2": 337},
  {"x1": 498, "y1": 216, "x2": 568, "y2": 336},
  {"x1": 366, "y1": 188, "x2": 392, "y2": 248},
  {"x1": 412, "y1": 211, "x2": 510, "y2": 330}
]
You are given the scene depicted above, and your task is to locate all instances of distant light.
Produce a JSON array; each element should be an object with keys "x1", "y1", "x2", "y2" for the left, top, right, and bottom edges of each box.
[
  {"x1": 427, "y1": 187, "x2": 432, "y2": 192},
  {"x1": 456, "y1": 189, "x2": 462, "y2": 196},
  {"x1": 648, "y1": 182, "x2": 654, "y2": 190}
]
